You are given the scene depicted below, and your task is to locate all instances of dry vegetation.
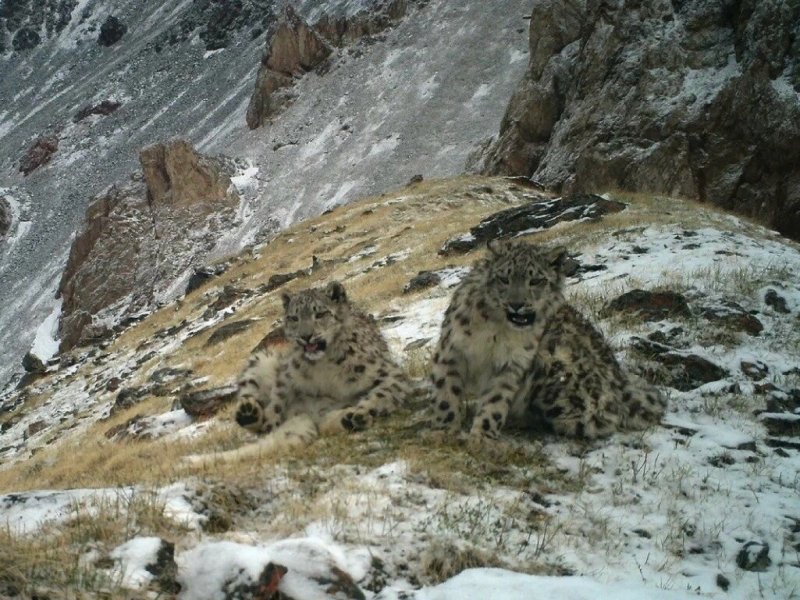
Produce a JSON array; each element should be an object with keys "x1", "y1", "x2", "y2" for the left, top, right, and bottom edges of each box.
[{"x1": 2, "y1": 176, "x2": 797, "y2": 597}]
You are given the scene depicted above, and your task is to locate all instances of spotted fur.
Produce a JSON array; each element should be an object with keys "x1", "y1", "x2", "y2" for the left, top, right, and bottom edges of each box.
[
  {"x1": 430, "y1": 239, "x2": 666, "y2": 441},
  {"x1": 230, "y1": 280, "x2": 410, "y2": 454}
]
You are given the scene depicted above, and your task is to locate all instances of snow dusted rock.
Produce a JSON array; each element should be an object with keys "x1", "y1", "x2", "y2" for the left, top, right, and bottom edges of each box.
[
  {"x1": 19, "y1": 134, "x2": 58, "y2": 176},
  {"x1": 177, "y1": 538, "x2": 368, "y2": 600},
  {"x1": 480, "y1": 0, "x2": 800, "y2": 240},
  {"x1": 21, "y1": 351, "x2": 46, "y2": 374},
  {"x1": 438, "y1": 193, "x2": 624, "y2": 255},
  {"x1": 735, "y1": 541, "x2": 771, "y2": 572},
  {"x1": 107, "y1": 536, "x2": 180, "y2": 594},
  {"x1": 57, "y1": 140, "x2": 240, "y2": 351}
]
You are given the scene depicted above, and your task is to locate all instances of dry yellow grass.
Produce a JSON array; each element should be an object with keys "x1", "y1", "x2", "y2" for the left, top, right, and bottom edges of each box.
[{"x1": 1, "y1": 175, "x2": 786, "y2": 496}]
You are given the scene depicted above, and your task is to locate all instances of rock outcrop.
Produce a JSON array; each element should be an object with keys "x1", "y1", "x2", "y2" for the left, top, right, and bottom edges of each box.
[
  {"x1": 0, "y1": 196, "x2": 10, "y2": 238},
  {"x1": 479, "y1": 0, "x2": 800, "y2": 240},
  {"x1": 245, "y1": 1, "x2": 415, "y2": 129},
  {"x1": 19, "y1": 134, "x2": 59, "y2": 175},
  {"x1": 57, "y1": 140, "x2": 239, "y2": 351},
  {"x1": 245, "y1": 6, "x2": 332, "y2": 130}
]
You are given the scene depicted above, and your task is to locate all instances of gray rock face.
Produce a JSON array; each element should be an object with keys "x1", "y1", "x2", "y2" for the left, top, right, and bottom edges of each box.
[
  {"x1": 0, "y1": 196, "x2": 10, "y2": 238},
  {"x1": 480, "y1": 0, "x2": 800, "y2": 240},
  {"x1": 0, "y1": 0, "x2": 77, "y2": 53},
  {"x1": 57, "y1": 140, "x2": 239, "y2": 351}
]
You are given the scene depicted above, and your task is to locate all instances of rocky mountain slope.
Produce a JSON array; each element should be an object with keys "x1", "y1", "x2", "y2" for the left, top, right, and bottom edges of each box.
[
  {"x1": 0, "y1": 0, "x2": 531, "y2": 389},
  {"x1": 1, "y1": 178, "x2": 799, "y2": 598},
  {"x1": 477, "y1": 0, "x2": 800, "y2": 241}
]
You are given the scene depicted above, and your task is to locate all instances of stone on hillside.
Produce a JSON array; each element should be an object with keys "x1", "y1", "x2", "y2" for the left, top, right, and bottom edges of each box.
[
  {"x1": 736, "y1": 541, "x2": 771, "y2": 572},
  {"x1": 659, "y1": 353, "x2": 729, "y2": 392},
  {"x1": 186, "y1": 263, "x2": 229, "y2": 295},
  {"x1": 72, "y1": 100, "x2": 122, "y2": 123},
  {"x1": 12, "y1": 27, "x2": 40, "y2": 51},
  {"x1": 21, "y1": 351, "x2": 46, "y2": 374},
  {"x1": 700, "y1": 303, "x2": 763, "y2": 336},
  {"x1": 764, "y1": 289, "x2": 791, "y2": 314},
  {"x1": 98, "y1": 15, "x2": 127, "y2": 46},
  {"x1": 439, "y1": 194, "x2": 625, "y2": 255},
  {"x1": 146, "y1": 539, "x2": 180, "y2": 594},
  {"x1": 604, "y1": 290, "x2": 691, "y2": 322},
  {"x1": 19, "y1": 135, "x2": 58, "y2": 176},
  {"x1": 180, "y1": 385, "x2": 238, "y2": 418},
  {"x1": 403, "y1": 270, "x2": 441, "y2": 294},
  {"x1": 479, "y1": 0, "x2": 800, "y2": 240},
  {"x1": 57, "y1": 140, "x2": 239, "y2": 351},
  {"x1": 740, "y1": 360, "x2": 769, "y2": 381},
  {"x1": 205, "y1": 319, "x2": 258, "y2": 346}
]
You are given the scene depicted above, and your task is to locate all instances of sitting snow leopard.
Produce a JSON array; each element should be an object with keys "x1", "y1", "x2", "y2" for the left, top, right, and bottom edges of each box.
[
  {"x1": 189, "y1": 281, "x2": 411, "y2": 464},
  {"x1": 430, "y1": 239, "x2": 665, "y2": 441}
]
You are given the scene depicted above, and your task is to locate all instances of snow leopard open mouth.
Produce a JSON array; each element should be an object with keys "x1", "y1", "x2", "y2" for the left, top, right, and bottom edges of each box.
[
  {"x1": 506, "y1": 311, "x2": 536, "y2": 327},
  {"x1": 303, "y1": 340, "x2": 327, "y2": 356}
]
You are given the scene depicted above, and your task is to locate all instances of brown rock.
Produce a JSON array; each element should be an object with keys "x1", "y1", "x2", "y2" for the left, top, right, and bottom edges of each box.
[
  {"x1": 57, "y1": 140, "x2": 239, "y2": 351},
  {"x1": 480, "y1": 0, "x2": 800, "y2": 241},
  {"x1": 314, "y1": 0, "x2": 410, "y2": 46},
  {"x1": 740, "y1": 360, "x2": 769, "y2": 381},
  {"x1": 20, "y1": 135, "x2": 58, "y2": 176},
  {"x1": 180, "y1": 385, "x2": 238, "y2": 418},
  {"x1": 73, "y1": 100, "x2": 122, "y2": 123},
  {"x1": 604, "y1": 290, "x2": 691, "y2": 322},
  {"x1": 246, "y1": 6, "x2": 332, "y2": 129},
  {"x1": 701, "y1": 303, "x2": 764, "y2": 336}
]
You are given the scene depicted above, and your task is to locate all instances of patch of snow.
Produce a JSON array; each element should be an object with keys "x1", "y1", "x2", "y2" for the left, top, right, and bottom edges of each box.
[
  {"x1": 177, "y1": 536, "x2": 371, "y2": 600},
  {"x1": 110, "y1": 536, "x2": 162, "y2": 589},
  {"x1": 468, "y1": 83, "x2": 492, "y2": 103},
  {"x1": 380, "y1": 568, "x2": 699, "y2": 599},
  {"x1": 203, "y1": 48, "x2": 226, "y2": 59},
  {"x1": 30, "y1": 297, "x2": 62, "y2": 362}
]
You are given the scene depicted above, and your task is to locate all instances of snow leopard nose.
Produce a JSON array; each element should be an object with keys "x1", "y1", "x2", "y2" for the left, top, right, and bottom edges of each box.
[{"x1": 508, "y1": 302, "x2": 525, "y2": 312}]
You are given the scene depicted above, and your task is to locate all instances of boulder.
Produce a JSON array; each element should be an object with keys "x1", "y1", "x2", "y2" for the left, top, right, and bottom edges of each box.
[
  {"x1": 57, "y1": 140, "x2": 239, "y2": 351},
  {"x1": 480, "y1": 0, "x2": 800, "y2": 241},
  {"x1": 19, "y1": 135, "x2": 58, "y2": 176},
  {"x1": 439, "y1": 194, "x2": 625, "y2": 255},
  {"x1": 72, "y1": 100, "x2": 122, "y2": 123},
  {"x1": 98, "y1": 15, "x2": 127, "y2": 46}
]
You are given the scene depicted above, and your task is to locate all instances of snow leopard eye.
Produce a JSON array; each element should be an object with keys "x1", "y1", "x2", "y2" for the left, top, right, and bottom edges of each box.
[
  {"x1": 287, "y1": 315, "x2": 299, "y2": 322},
  {"x1": 529, "y1": 277, "x2": 546, "y2": 286},
  {"x1": 314, "y1": 310, "x2": 330, "y2": 320},
  {"x1": 497, "y1": 275, "x2": 510, "y2": 285}
]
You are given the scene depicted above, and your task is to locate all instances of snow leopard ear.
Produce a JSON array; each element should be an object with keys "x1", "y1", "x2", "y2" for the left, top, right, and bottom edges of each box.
[
  {"x1": 281, "y1": 292, "x2": 292, "y2": 310},
  {"x1": 547, "y1": 246, "x2": 569, "y2": 272},
  {"x1": 486, "y1": 238, "x2": 511, "y2": 256},
  {"x1": 325, "y1": 281, "x2": 348, "y2": 304}
]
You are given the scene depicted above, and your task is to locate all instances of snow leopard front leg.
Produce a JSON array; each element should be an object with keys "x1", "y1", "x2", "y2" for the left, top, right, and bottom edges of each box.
[
  {"x1": 235, "y1": 360, "x2": 290, "y2": 435},
  {"x1": 319, "y1": 364, "x2": 410, "y2": 434},
  {"x1": 469, "y1": 360, "x2": 529, "y2": 440}
]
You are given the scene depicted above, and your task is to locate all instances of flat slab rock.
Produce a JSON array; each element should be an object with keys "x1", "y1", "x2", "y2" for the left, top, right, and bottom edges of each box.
[{"x1": 439, "y1": 194, "x2": 625, "y2": 255}]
